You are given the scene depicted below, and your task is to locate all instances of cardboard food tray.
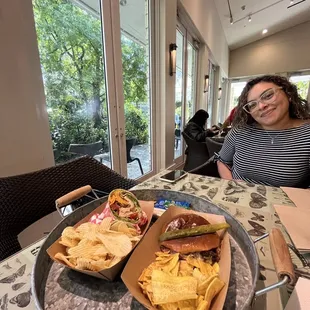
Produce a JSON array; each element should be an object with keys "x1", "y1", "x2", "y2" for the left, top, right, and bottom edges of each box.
[
  {"x1": 121, "y1": 205, "x2": 231, "y2": 310},
  {"x1": 47, "y1": 200, "x2": 154, "y2": 281}
]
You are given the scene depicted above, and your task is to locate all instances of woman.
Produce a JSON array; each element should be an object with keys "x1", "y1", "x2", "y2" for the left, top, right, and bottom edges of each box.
[
  {"x1": 217, "y1": 75, "x2": 310, "y2": 188},
  {"x1": 183, "y1": 109, "x2": 217, "y2": 142}
]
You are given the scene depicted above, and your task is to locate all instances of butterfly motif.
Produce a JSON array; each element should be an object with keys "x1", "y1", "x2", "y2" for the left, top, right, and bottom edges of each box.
[
  {"x1": 0, "y1": 265, "x2": 26, "y2": 284},
  {"x1": 249, "y1": 192, "x2": 267, "y2": 209},
  {"x1": 234, "y1": 208, "x2": 244, "y2": 218},
  {"x1": 251, "y1": 212, "x2": 264, "y2": 222},
  {"x1": 1, "y1": 263, "x2": 11, "y2": 270},
  {"x1": 207, "y1": 187, "x2": 218, "y2": 200},
  {"x1": 222, "y1": 196, "x2": 239, "y2": 203},
  {"x1": 224, "y1": 180, "x2": 246, "y2": 195},
  {"x1": 0, "y1": 293, "x2": 8, "y2": 310},
  {"x1": 245, "y1": 182, "x2": 255, "y2": 187},
  {"x1": 247, "y1": 220, "x2": 266, "y2": 237},
  {"x1": 257, "y1": 185, "x2": 267, "y2": 196},
  {"x1": 9, "y1": 289, "x2": 31, "y2": 308},
  {"x1": 12, "y1": 282, "x2": 26, "y2": 291}
]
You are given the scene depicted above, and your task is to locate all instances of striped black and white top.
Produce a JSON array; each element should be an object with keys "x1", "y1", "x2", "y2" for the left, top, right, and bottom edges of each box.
[{"x1": 218, "y1": 123, "x2": 310, "y2": 188}]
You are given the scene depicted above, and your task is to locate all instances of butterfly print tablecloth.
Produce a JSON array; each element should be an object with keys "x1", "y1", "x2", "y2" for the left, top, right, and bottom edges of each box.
[{"x1": 1, "y1": 173, "x2": 308, "y2": 310}]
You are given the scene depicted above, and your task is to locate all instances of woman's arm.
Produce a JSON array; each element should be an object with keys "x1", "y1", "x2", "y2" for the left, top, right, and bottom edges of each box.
[{"x1": 217, "y1": 161, "x2": 233, "y2": 180}]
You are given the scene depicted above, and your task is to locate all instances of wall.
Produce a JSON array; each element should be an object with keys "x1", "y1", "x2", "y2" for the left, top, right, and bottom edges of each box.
[
  {"x1": 0, "y1": 0, "x2": 54, "y2": 177},
  {"x1": 179, "y1": 0, "x2": 230, "y2": 76},
  {"x1": 230, "y1": 21, "x2": 310, "y2": 78}
]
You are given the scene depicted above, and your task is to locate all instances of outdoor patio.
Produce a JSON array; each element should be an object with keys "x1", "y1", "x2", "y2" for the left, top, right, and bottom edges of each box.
[{"x1": 96, "y1": 142, "x2": 182, "y2": 179}]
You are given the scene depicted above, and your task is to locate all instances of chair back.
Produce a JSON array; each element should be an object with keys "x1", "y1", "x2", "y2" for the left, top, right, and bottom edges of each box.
[
  {"x1": 189, "y1": 156, "x2": 220, "y2": 177},
  {"x1": 0, "y1": 156, "x2": 138, "y2": 260},
  {"x1": 68, "y1": 141, "x2": 103, "y2": 157},
  {"x1": 206, "y1": 138, "x2": 223, "y2": 157},
  {"x1": 126, "y1": 138, "x2": 137, "y2": 163},
  {"x1": 182, "y1": 132, "x2": 210, "y2": 171}
]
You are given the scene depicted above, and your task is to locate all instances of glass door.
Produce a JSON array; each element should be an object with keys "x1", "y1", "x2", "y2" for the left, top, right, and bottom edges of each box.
[
  {"x1": 289, "y1": 74, "x2": 310, "y2": 101},
  {"x1": 32, "y1": 0, "x2": 112, "y2": 166},
  {"x1": 119, "y1": 0, "x2": 153, "y2": 180},
  {"x1": 174, "y1": 23, "x2": 199, "y2": 162}
]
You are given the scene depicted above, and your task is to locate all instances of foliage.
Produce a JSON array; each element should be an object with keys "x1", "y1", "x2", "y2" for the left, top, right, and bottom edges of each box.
[
  {"x1": 125, "y1": 103, "x2": 148, "y2": 144},
  {"x1": 33, "y1": 0, "x2": 149, "y2": 162},
  {"x1": 292, "y1": 81, "x2": 309, "y2": 101}
]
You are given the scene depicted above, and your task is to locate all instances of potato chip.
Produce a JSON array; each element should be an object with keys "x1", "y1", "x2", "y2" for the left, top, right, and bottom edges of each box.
[
  {"x1": 76, "y1": 257, "x2": 97, "y2": 271},
  {"x1": 91, "y1": 258, "x2": 112, "y2": 270},
  {"x1": 93, "y1": 244, "x2": 109, "y2": 257},
  {"x1": 99, "y1": 217, "x2": 113, "y2": 230},
  {"x1": 196, "y1": 295, "x2": 204, "y2": 307},
  {"x1": 59, "y1": 236, "x2": 79, "y2": 248},
  {"x1": 204, "y1": 277, "x2": 225, "y2": 309},
  {"x1": 96, "y1": 232, "x2": 132, "y2": 257},
  {"x1": 55, "y1": 253, "x2": 75, "y2": 268},
  {"x1": 62, "y1": 227, "x2": 81, "y2": 240},
  {"x1": 151, "y1": 270, "x2": 198, "y2": 305},
  {"x1": 68, "y1": 242, "x2": 102, "y2": 259},
  {"x1": 76, "y1": 222, "x2": 97, "y2": 235}
]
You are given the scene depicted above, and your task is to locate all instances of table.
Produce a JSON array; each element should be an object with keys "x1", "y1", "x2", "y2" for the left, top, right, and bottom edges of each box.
[{"x1": 0, "y1": 173, "x2": 307, "y2": 309}]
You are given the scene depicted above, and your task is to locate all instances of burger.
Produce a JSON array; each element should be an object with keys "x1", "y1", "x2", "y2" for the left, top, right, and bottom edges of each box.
[{"x1": 159, "y1": 214, "x2": 229, "y2": 263}]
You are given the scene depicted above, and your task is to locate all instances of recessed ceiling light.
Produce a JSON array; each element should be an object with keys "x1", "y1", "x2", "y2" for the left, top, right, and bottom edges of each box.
[
  {"x1": 262, "y1": 29, "x2": 268, "y2": 34},
  {"x1": 290, "y1": 0, "x2": 294, "y2": 4},
  {"x1": 248, "y1": 15, "x2": 252, "y2": 22}
]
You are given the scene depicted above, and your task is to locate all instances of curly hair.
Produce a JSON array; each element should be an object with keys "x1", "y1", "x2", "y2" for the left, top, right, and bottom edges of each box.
[{"x1": 232, "y1": 75, "x2": 310, "y2": 128}]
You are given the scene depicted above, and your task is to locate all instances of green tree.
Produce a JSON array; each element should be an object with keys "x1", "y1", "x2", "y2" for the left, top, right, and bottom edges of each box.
[
  {"x1": 33, "y1": 0, "x2": 149, "y2": 161},
  {"x1": 292, "y1": 81, "x2": 309, "y2": 101}
]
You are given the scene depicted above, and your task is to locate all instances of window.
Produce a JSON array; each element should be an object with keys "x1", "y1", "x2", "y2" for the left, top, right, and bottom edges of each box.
[
  {"x1": 206, "y1": 62, "x2": 215, "y2": 128},
  {"x1": 229, "y1": 81, "x2": 246, "y2": 112},
  {"x1": 33, "y1": 0, "x2": 111, "y2": 165},
  {"x1": 120, "y1": 0, "x2": 153, "y2": 179},
  {"x1": 33, "y1": 0, "x2": 154, "y2": 180},
  {"x1": 289, "y1": 74, "x2": 310, "y2": 101},
  {"x1": 174, "y1": 23, "x2": 199, "y2": 161}
]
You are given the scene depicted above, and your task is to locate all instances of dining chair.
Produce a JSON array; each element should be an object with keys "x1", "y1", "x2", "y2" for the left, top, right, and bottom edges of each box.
[
  {"x1": 188, "y1": 156, "x2": 220, "y2": 177},
  {"x1": 0, "y1": 156, "x2": 138, "y2": 261},
  {"x1": 126, "y1": 138, "x2": 144, "y2": 176},
  {"x1": 205, "y1": 137, "x2": 223, "y2": 157},
  {"x1": 182, "y1": 132, "x2": 210, "y2": 171},
  {"x1": 68, "y1": 141, "x2": 103, "y2": 157}
]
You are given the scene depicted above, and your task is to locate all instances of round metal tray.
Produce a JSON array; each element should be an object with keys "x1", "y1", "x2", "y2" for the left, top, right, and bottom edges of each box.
[{"x1": 32, "y1": 189, "x2": 259, "y2": 310}]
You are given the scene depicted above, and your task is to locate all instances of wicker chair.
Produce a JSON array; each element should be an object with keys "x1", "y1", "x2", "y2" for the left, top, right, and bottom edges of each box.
[{"x1": 0, "y1": 156, "x2": 138, "y2": 261}]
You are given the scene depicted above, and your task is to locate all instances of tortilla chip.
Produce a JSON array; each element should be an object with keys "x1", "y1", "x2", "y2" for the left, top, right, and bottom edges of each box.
[{"x1": 151, "y1": 270, "x2": 198, "y2": 305}]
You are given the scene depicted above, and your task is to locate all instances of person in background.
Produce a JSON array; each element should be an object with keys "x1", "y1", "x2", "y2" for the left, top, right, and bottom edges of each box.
[
  {"x1": 183, "y1": 109, "x2": 218, "y2": 142},
  {"x1": 217, "y1": 75, "x2": 310, "y2": 188},
  {"x1": 221, "y1": 106, "x2": 237, "y2": 130}
]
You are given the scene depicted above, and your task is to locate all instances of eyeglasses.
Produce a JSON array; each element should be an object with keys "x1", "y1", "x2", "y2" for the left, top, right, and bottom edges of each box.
[{"x1": 243, "y1": 87, "x2": 283, "y2": 114}]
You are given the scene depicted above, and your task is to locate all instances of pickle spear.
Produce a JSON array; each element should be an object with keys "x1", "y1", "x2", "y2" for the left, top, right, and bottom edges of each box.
[{"x1": 159, "y1": 222, "x2": 230, "y2": 242}]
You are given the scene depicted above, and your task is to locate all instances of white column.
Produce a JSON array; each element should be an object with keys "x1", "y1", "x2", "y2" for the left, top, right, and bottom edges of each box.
[{"x1": 0, "y1": 0, "x2": 54, "y2": 177}]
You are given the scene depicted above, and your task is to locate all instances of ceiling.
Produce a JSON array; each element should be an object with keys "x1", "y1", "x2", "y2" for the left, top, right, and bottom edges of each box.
[{"x1": 214, "y1": 0, "x2": 310, "y2": 50}]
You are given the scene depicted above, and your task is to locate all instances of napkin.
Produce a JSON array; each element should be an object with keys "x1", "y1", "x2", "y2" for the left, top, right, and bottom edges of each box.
[
  {"x1": 280, "y1": 187, "x2": 310, "y2": 211},
  {"x1": 274, "y1": 205, "x2": 310, "y2": 253},
  {"x1": 285, "y1": 277, "x2": 310, "y2": 310}
]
